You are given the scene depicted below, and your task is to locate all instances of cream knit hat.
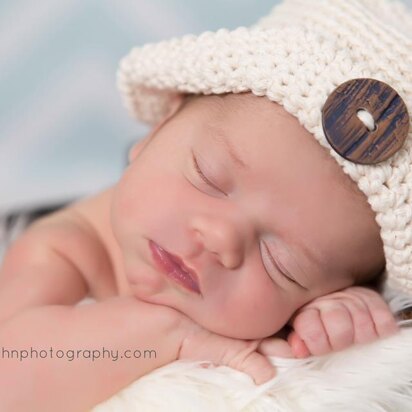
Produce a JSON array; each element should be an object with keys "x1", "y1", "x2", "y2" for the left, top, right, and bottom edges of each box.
[{"x1": 117, "y1": 0, "x2": 412, "y2": 294}]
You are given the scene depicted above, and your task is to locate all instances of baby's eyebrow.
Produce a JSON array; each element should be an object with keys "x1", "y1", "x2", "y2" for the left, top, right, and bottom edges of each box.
[{"x1": 206, "y1": 123, "x2": 249, "y2": 171}]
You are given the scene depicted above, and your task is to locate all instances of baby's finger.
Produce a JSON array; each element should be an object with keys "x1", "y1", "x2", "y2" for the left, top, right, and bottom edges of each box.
[
  {"x1": 349, "y1": 288, "x2": 399, "y2": 338},
  {"x1": 341, "y1": 295, "x2": 378, "y2": 344},
  {"x1": 258, "y1": 337, "x2": 294, "y2": 358},
  {"x1": 232, "y1": 350, "x2": 277, "y2": 385},
  {"x1": 291, "y1": 307, "x2": 332, "y2": 356},
  {"x1": 287, "y1": 330, "x2": 311, "y2": 358},
  {"x1": 318, "y1": 302, "x2": 354, "y2": 351}
]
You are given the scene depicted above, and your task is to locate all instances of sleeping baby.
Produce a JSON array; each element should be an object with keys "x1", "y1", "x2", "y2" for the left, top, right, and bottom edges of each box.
[{"x1": 1, "y1": 0, "x2": 411, "y2": 410}]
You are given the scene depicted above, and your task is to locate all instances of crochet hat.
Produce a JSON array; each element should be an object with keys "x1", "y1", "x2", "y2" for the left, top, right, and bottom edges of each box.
[{"x1": 117, "y1": 0, "x2": 412, "y2": 294}]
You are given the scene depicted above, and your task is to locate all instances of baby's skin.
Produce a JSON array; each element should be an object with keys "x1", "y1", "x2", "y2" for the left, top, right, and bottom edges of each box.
[{"x1": 0, "y1": 92, "x2": 399, "y2": 411}]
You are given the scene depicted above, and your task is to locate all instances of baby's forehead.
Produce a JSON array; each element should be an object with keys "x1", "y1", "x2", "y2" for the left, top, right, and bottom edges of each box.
[
  {"x1": 179, "y1": 93, "x2": 306, "y2": 168},
  {"x1": 182, "y1": 92, "x2": 281, "y2": 117},
  {"x1": 180, "y1": 92, "x2": 293, "y2": 143}
]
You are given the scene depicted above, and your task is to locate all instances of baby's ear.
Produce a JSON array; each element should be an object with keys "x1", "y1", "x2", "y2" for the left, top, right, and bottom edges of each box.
[{"x1": 128, "y1": 95, "x2": 183, "y2": 164}]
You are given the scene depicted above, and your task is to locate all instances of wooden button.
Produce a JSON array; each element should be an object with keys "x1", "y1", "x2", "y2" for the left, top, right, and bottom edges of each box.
[{"x1": 322, "y1": 78, "x2": 410, "y2": 165}]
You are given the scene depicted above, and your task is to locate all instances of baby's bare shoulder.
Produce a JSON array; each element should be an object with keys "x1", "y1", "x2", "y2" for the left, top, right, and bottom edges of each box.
[
  {"x1": 27, "y1": 186, "x2": 120, "y2": 299},
  {"x1": 29, "y1": 186, "x2": 114, "y2": 247}
]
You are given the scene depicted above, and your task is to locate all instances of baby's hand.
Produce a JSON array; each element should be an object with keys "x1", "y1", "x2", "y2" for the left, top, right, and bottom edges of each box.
[
  {"x1": 286, "y1": 286, "x2": 400, "y2": 358},
  {"x1": 178, "y1": 323, "x2": 290, "y2": 385}
]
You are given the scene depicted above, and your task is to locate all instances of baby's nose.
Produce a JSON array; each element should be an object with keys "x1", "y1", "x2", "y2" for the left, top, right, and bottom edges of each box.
[{"x1": 190, "y1": 214, "x2": 247, "y2": 269}]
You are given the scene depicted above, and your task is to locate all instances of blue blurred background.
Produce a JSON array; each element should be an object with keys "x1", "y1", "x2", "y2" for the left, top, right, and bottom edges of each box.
[
  {"x1": 1, "y1": 0, "x2": 411, "y2": 212},
  {"x1": 0, "y1": 0, "x2": 281, "y2": 212}
]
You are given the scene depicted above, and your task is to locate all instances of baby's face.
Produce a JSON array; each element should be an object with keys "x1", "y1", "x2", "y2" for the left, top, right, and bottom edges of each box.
[{"x1": 111, "y1": 92, "x2": 384, "y2": 339}]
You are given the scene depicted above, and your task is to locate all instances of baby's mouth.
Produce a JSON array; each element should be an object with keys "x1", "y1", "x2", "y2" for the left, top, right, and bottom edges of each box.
[{"x1": 149, "y1": 240, "x2": 201, "y2": 294}]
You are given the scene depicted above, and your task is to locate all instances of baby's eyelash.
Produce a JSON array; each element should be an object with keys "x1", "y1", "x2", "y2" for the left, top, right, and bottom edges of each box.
[
  {"x1": 191, "y1": 153, "x2": 226, "y2": 195},
  {"x1": 262, "y1": 241, "x2": 298, "y2": 285},
  {"x1": 192, "y1": 154, "x2": 211, "y2": 185}
]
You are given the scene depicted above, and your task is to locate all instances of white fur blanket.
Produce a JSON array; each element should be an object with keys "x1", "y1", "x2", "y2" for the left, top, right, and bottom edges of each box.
[{"x1": 91, "y1": 287, "x2": 412, "y2": 412}]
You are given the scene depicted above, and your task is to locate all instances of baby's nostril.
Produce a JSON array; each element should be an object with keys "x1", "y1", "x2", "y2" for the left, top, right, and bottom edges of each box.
[{"x1": 356, "y1": 108, "x2": 377, "y2": 132}]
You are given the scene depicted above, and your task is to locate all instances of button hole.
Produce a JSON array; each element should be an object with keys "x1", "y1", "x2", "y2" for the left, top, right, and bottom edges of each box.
[{"x1": 356, "y1": 108, "x2": 377, "y2": 132}]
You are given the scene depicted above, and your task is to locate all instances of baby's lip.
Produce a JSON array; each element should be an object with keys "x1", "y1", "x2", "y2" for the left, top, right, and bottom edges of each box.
[{"x1": 149, "y1": 240, "x2": 201, "y2": 294}]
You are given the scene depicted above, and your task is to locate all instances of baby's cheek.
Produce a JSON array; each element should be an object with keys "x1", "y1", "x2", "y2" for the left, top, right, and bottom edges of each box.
[
  {"x1": 247, "y1": 295, "x2": 291, "y2": 336},
  {"x1": 111, "y1": 174, "x2": 140, "y2": 234},
  {"x1": 238, "y1": 277, "x2": 291, "y2": 333},
  {"x1": 218, "y1": 285, "x2": 292, "y2": 338},
  {"x1": 112, "y1": 171, "x2": 161, "y2": 238}
]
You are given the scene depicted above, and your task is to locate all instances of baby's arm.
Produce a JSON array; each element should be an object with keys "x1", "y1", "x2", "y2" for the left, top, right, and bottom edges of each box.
[
  {"x1": 0, "y1": 208, "x2": 115, "y2": 324},
  {"x1": 286, "y1": 286, "x2": 400, "y2": 358},
  {"x1": 0, "y1": 296, "x2": 188, "y2": 411},
  {"x1": 0, "y1": 207, "x2": 175, "y2": 410},
  {"x1": 0, "y1": 297, "x2": 297, "y2": 411}
]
